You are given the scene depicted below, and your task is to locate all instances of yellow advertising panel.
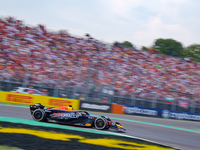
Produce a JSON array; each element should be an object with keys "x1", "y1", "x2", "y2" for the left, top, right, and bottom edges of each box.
[
  {"x1": 0, "y1": 92, "x2": 34, "y2": 105},
  {"x1": 0, "y1": 91, "x2": 80, "y2": 110}
]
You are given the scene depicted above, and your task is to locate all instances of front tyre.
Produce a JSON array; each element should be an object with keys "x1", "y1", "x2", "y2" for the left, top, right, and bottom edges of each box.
[
  {"x1": 32, "y1": 109, "x2": 46, "y2": 122},
  {"x1": 94, "y1": 117, "x2": 107, "y2": 130}
]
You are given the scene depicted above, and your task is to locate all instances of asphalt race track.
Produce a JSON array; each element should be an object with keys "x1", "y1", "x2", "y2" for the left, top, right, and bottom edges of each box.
[{"x1": 0, "y1": 104, "x2": 200, "y2": 150}]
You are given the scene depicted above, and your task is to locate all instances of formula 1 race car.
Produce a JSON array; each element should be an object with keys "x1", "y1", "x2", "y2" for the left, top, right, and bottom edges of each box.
[{"x1": 30, "y1": 103, "x2": 126, "y2": 131}]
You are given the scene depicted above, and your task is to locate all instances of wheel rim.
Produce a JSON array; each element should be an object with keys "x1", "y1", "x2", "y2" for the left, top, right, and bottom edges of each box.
[
  {"x1": 96, "y1": 120, "x2": 104, "y2": 128},
  {"x1": 95, "y1": 118, "x2": 106, "y2": 129},
  {"x1": 34, "y1": 111, "x2": 42, "y2": 119}
]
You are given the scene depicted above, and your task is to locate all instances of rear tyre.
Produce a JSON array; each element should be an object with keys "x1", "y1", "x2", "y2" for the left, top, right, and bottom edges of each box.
[
  {"x1": 32, "y1": 109, "x2": 46, "y2": 122},
  {"x1": 94, "y1": 117, "x2": 107, "y2": 130}
]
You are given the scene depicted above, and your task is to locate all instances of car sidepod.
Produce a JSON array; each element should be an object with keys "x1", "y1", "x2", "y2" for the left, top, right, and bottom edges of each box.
[
  {"x1": 48, "y1": 110, "x2": 77, "y2": 121},
  {"x1": 47, "y1": 110, "x2": 94, "y2": 127}
]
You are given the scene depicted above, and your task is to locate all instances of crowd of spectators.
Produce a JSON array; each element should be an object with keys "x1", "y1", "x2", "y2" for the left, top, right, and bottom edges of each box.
[{"x1": 1, "y1": 17, "x2": 200, "y2": 107}]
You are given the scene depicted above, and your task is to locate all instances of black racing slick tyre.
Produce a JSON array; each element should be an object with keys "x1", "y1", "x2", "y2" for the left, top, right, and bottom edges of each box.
[
  {"x1": 94, "y1": 117, "x2": 107, "y2": 130},
  {"x1": 32, "y1": 109, "x2": 46, "y2": 122}
]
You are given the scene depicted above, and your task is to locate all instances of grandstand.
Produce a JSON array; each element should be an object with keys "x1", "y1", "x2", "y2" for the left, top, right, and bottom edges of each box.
[{"x1": 1, "y1": 17, "x2": 200, "y2": 113}]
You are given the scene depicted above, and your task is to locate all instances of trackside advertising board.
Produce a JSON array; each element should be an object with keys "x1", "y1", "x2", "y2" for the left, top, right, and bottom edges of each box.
[
  {"x1": 79, "y1": 101, "x2": 111, "y2": 113},
  {"x1": 0, "y1": 91, "x2": 80, "y2": 110},
  {"x1": 124, "y1": 105, "x2": 159, "y2": 117},
  {"x1": 160, "y1": 109, "x2": 200, "y2": 121},
  {"x1": 124, "y1": 105, "x2": 200, "y2": 121}
]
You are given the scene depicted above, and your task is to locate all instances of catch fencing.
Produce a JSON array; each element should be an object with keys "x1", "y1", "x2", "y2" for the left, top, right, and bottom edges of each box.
[{"x1": 0, "y1": 80, "x2": 200, "y2": 114}]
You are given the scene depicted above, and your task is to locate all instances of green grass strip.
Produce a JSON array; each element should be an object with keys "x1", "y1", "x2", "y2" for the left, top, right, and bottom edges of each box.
[{"x1": 0, "y1": 145, "x2": 23, "y2": 150}]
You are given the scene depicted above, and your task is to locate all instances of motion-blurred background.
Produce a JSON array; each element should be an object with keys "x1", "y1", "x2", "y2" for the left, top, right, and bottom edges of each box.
[{"x1": 0, "y1": 0, "x2": 200, "y2": 114}]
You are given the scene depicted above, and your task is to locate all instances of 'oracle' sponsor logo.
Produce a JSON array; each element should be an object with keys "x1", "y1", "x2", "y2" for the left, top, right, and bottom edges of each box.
[
  {"x1": 81, "y1": 103, "x2": 110, "y2": 111},
  {"x1": 49, "y1": 99, "x2": 72, "y2": 106},
  {"x1": 6, "y1": 94, "x2": 33, "y2": 104}
]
